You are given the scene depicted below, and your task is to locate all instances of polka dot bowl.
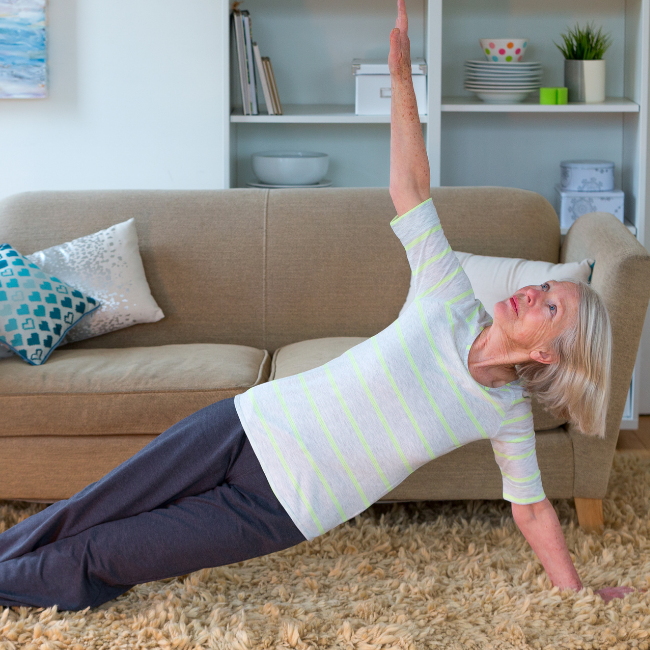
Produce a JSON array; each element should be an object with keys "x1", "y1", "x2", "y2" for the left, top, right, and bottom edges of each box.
[{"x1": 479, "y1": 38, "x2": 528, "y2": 63}]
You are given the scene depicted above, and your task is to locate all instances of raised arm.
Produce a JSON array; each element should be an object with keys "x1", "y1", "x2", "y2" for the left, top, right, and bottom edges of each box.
[{"x1": 388, "y1": 0, "x2": 430, "y2": 216}]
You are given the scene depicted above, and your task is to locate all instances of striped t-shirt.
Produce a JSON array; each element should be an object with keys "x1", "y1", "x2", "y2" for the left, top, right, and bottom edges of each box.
[{"x1": 234, "y1": 198, "x2": 545, "y2": 542}]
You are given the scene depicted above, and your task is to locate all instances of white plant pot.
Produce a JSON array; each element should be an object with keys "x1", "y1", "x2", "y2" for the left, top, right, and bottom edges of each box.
[{"x1": 564, "y1": 59, "x2": 606, "y2": 103}]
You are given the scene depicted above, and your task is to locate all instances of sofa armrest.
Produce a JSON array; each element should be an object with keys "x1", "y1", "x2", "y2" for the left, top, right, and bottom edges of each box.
[{"x1": 560, "y1": 212, "x2": 650, "y2": 498}]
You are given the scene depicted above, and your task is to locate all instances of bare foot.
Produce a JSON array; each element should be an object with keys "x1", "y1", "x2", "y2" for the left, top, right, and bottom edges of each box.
[{"x1": 595, "y1": 586, "x2": 648, "y2": 603}]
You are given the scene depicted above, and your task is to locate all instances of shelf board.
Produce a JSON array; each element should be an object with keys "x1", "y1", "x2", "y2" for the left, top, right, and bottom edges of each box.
[
  {"x1": 441, "y1": 96, "x2": 640, "y2": 113},
  {"x1": 560, "y1": 219, "x2": 637, "y2": 236},
  {"x1": 230, "y1": 104, "x2": 428, "y2": 124},
  {"x1": 230, "y1": 98, "x2": 640, "y2": 121}
]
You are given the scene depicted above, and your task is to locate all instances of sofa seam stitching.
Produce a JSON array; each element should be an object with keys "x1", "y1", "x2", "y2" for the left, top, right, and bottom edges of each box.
[
  {"x1": 263, "y1": 189, "x2": 269, "y2": 351},
  {"x1": 1, "y1": 388, "x2": 250, "y2": 397}
]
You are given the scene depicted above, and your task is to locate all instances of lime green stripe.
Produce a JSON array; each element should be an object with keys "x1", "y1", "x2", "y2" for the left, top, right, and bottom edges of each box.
[
  {"x1": 324, "y1": 363, "x2": 392, "y2": 490},
  {"x1": 390, "y1": 198, "x2": 432, "y2": 226},
  {"x1": 512, "y1": 397, "x2": 527, "y2": 405},
  {"x1": 504, "y1": 492, "x2": 546, "y2": 504},
  {"x1": 250, "y1": 393, "x2": 325, "y2": 535},
  {"x1": 493, "y1": 448, "x2": 535, "y2": 461},
  {"x1": 346, "y1": 350, "x2": 413, "y2": 474},
  {"x1": 469, "y1": 324, "x2": 486, "y2": 342},
  {"x1": 501, "y1": 431, "x2": 534, "y2": 443},
  {"x1": 501, "y1": 469, "x2": 541, "y2": 483},
  {"x1": 445, "y1": 303, "x2": 454, "y2": 333},
  {"x1": 465, "y1": 305, "x2": 480, "y2": 323},
  {"x1": 416, "y1": 300, "x2": 487, "y2": 439},
  {"x1": 414, "y1": 246, "x2": 451, "y2": 276},
  {"x1": 372, "y1": 337, "x2": 435, "y2": 460},
  {"x1": 395, "y1": 320, "x2": 457, "y2": 450},
  {"x1": 444, "y1": 289, "x2": 475, "y2": 338},
  {"x1": 476, "y1": 385, "x2": 505, "y2": 417},
  {"x1": 450, "y1": 289, "x2": 473, "y2": 305},
  {"x1": 299, "y1": 374, "x2": 371, "y2": 508},
  {"x1": 419, "y1": 266, "x2": 463, "y2": 299},
  {"x1": 502, "y1": 412, "x2": 533, "y2": 426},
  {"x1": 272, "y1": 382, "x2": 347, "y2": 522},
  {"x1": 405, "y1": 225, "x2": 441, "y2": 251}
]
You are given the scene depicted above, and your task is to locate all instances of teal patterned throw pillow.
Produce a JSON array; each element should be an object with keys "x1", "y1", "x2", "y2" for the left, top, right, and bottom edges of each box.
[{"x1": 0, "y1": 244, "x2": 100, "y2": 366}]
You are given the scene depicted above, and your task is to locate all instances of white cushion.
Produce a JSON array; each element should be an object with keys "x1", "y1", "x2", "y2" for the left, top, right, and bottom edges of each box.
[
  {"x1": 26, "y1": 218, "x2": 164, "y2": 344},
  {"x1": 400, "y1": 252, "x2": 594, "y2": 318}
]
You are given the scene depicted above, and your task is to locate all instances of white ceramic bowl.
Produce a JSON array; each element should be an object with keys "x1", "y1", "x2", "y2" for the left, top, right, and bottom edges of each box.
[
  {"x1": 474, "y1": 90, "x2": 532, "y2": 104},
  {"x1": 479, "y1": 38, "x2": 528, "y2": 63},
  {"x1": 252, "y1": 151, "x2": 329, "y2": 186}
]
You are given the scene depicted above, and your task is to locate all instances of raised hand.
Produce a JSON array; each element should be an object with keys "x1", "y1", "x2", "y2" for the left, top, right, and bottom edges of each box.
[
  {"x1": 388, "y1": 0, "x2": 411, "y2": 80},
  {"x1": 388, "y1": 0, "x2": 430, "y2": 216}
]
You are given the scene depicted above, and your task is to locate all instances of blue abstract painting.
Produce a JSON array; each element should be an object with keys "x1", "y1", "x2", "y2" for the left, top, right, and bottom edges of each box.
[{"x1": 0, "y1": 0, "x2": 47, "y2": 99}]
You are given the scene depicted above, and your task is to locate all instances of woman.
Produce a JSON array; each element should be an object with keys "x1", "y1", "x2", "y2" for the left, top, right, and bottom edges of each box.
[{"x1": 0, "y1": 0, "x2": 615, "y2": 611}]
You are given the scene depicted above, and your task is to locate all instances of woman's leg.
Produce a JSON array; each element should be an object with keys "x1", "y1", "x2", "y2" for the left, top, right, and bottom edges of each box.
[
  {"x1": 0, "y1": 447, "x2": 306, "y2": 611},
  {"x1": 0, "y1": 397, "x2": 251, "y2": 563}
]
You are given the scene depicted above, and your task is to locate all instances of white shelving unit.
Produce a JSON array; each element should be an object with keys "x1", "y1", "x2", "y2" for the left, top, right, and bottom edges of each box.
[
  {"x1": 221, "y1": 0, "x2": 650, "y2": 427},
  {"x1": 441, "y1": 97, "x2": 640, "y2": 112},
  {"x1": 231, "y1": 104, "x2": 428, "y2": 123}
]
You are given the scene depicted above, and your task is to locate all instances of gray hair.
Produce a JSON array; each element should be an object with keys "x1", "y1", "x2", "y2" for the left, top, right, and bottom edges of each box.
[{"x1": 516, "y1": 279, "x2": 612, "y2": 438}]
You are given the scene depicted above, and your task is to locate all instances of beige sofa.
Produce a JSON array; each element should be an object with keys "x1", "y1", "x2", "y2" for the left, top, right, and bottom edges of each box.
[{"x1": 1, "y1": 187, "x2": 649, "y2": 533}]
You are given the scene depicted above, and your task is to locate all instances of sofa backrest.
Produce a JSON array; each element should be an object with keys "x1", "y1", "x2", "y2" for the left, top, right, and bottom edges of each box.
[{"x1": 0, "y1": 187, "x2": 561, "y2": 352}]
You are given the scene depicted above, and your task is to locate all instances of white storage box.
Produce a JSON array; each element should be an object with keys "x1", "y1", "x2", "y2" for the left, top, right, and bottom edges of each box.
[
  {"x1": 555, "y1": 184, "x2": 624, "y2": 229},
  {"x1": 560, "y1": 159, "x2": 615, "y2": 192},
  {"x1": 353, "y1": 59, "x2": 427, "y2": 116}
]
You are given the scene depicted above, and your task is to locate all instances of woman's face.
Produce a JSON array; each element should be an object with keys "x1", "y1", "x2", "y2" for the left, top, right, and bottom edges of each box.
[{"x1": 492, "y1": 280, "x2": 579, "y2": 363}]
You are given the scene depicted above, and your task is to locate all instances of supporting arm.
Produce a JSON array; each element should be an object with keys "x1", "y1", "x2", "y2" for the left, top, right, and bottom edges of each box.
[{"x1": 512, "y1": 498, "x2": 583, "y2": 591}]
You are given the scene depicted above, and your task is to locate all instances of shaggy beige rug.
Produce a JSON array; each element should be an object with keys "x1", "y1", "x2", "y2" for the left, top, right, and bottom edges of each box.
[{"x1": 1, "y1": 453, "x2": 649, "y2": 650}]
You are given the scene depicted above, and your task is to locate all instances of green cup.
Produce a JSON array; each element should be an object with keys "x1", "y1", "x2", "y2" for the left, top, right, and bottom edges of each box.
[
  {"x1": 556, "y1": 87, "x2": 568, "y2": 104},
  {"x1": 539, "y1": 87, "x2": 558, "y2": 104}
]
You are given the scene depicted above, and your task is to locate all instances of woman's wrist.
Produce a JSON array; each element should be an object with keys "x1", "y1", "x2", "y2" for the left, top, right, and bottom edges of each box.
[{"x1": 557, "y1": 578, "x2": 583, "y2": 592}]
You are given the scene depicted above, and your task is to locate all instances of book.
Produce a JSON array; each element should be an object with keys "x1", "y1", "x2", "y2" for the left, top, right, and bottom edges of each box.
[
  {"x1": 241, "y1": 11, "x2": 258, "y2": 115},
  {"x1": 232, "y1": 10, "x2": 250, "y2": 115},
  {"x1": 253, "y1": 43, "x2": 274, "y2": 115},
  {"x1": 264, "y1": 57, "x2": 283, "y2": 115},
  {"x1": 261, "y1": 58, "x2": 277, "y2": 114}
]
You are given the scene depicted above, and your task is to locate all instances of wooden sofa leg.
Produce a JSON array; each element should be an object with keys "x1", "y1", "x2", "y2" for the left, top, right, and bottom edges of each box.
[{"x1": 574, "y1": 497, "x2": 604, "y2": 533}]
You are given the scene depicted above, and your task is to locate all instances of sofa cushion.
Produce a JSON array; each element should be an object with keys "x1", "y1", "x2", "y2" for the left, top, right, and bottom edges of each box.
[
  {"x1": 0, "y1": 343, "x2": 270, "y2": 436},
  {"x1": 0, "y1": 190, "x2": 269, "y2": 351},
  {"x1": 270, "y1": 337, "x2": 565, "y2": 431},
  {"x1": 264, "y1": 187, "x2": 561, "y2": 352}
]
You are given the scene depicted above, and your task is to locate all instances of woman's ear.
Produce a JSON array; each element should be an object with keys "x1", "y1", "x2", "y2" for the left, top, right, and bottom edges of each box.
[{"x1": 529, "y1": 349, "x2": 557, "y2": 365}]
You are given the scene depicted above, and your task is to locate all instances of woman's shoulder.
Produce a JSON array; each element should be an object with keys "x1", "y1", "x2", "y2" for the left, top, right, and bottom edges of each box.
[
  {"x1": 504, "y1": 381, "x2": 531, "y2": 401},
  {"x1": 498, "y1": 384, "x2": 533, "y2": 422}
]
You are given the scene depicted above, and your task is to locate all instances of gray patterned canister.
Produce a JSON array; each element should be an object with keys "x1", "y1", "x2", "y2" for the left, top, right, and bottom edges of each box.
[{"x1": 560, "y1": 160, "x2": 614, "y2": 192}]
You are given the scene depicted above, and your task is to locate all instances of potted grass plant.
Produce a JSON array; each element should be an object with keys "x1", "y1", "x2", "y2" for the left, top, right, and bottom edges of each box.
[{"x1": 554, "y1": 22, "x2": 612, "y2": 103}]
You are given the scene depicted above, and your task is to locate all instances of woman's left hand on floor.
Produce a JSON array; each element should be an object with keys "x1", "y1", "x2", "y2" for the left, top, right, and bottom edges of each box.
[{"x1": 595, "y1": 586, "x2": 647, "y2": 603}]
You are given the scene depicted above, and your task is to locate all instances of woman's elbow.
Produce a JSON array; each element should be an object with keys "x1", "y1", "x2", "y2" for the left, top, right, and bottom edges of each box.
[{"x1": 512, "y1": 497, "x2": 550, "y2": 525}]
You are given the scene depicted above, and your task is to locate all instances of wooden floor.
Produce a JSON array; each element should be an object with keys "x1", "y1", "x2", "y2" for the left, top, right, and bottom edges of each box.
[{"x1": 616, "y1": 415, "x2": 650, "y2": 457}]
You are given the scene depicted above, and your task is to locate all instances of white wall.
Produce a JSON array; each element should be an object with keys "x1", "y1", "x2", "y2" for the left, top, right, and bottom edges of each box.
[{"x1": 0, "y1": 0, "x2": 228, "y2": 203}]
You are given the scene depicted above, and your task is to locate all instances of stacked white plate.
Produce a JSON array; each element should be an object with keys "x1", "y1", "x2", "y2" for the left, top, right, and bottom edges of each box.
[{"x1": 464, "y1": 60, "x2": 543, "y2": 104}]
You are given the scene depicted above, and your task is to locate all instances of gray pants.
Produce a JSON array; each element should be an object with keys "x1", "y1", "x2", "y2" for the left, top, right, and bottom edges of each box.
[{"x1": 0, "y1": 396, "x2": 306, "y2": 611}]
